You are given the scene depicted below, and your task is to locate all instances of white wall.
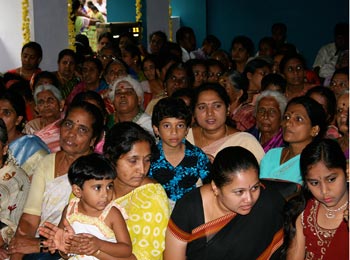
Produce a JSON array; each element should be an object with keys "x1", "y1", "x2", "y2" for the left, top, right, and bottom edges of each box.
[
  {"x1": 0, "y1": 0, "x2": 23, "y2": 73},
  {"x1": 0, "y1": 0, "x2": 68, "y2": 74}
]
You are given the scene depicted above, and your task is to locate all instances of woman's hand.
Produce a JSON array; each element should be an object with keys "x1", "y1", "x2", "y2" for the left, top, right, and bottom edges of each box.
[
  {"x1": 7, "y1": 236, "x2": 39, "y2": 255},
  {"x1": 38, "y1": 219, "x2": 75, "y2": 254}
]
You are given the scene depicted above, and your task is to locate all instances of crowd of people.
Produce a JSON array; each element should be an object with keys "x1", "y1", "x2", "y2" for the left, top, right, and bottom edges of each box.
[{"x1": 0, "y1": 13, "x2": 348, "y2": 260}]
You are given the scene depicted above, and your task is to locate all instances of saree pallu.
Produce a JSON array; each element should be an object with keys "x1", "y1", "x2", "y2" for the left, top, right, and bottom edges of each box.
[{"x1": 169, "y1": 185, "x2": 285, "y2": 260}]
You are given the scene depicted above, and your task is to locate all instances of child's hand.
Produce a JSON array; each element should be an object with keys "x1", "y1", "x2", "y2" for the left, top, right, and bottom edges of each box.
[{"x1": 67, "y1": 233, "x2": 99, "y2": 256}]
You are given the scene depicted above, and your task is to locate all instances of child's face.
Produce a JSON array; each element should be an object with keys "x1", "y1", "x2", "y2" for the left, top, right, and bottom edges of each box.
[
  {"x1": 75, "y1": 179, "x2": 115, "y2": 214},
  {"x1": 305, "y1": 161, "x2": 348, "y2": 209},
  {"x1": 153, "y1": 117, "x2": 189, "y2": 149}
]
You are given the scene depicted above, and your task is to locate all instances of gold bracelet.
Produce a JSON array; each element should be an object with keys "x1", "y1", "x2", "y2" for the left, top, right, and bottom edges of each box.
[
  {"x1": 93, "y1": 249, "x2": 101, "y2": 256},
  {"x1": 58, "y1": 250, "x2": 69, "y2": 259}
]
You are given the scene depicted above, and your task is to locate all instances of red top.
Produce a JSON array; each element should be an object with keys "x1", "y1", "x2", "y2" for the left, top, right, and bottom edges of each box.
[{"x1": 302, "y1": 199, "x2": 349, "y2": 260}]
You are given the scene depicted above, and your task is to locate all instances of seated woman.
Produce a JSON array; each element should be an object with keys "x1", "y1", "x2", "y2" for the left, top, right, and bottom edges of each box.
[
  {"x1": 285, "y1": 139, "x2": 348, "y2": 259},
  {"x1": 141, "y1": 55, "x2": 164, "y2": 107},
  {"x1": 7, "y1": 42, "x2": 42, "y2": 89},
  {"x1": 259, "y1": 96, "x2": 327, "y2": 199},
  {"x1": 164, "y1": 146, "x2": 285, "y2": 259},
  {"x1": 23, "y1": 84, "x2": 64, "y2": 135},
  {"x1": 251, "y1": 90, "x2": 287, "y2": 152},
  {"x1": 53, "y1": 49, "x2": 80, "y2": 100},
  {"x1": 230, "y1": 35, "x2": 255, "y2": 74},
  {"x1": 0, "y1": 90, "x2": 49, "y2": 177},
  {"x1": 305, "y1": 86, "x2": 339, "y2": 139},
  {"x1": 335, "y1": 90, "x2": 349, "y2": 159},
  {"x1": 66, "y1": 57, "x2": 107, "y2": 106},
  {"x1": 187, "y1": 83, "x2": 265, "y2": 163},
  {"x1": 39, "y1": 122, "x2": 171, "y2": 260},
  {"x1": 107, "y1": 75, "x2": 153, "y2": 135},
  {"x1": 105, "y1": 122, "x2": 170, "y2": 259},
  {"x1": 279, "y1": 53, "x2": 317, "y2": 100},
  {"x1": 243, "y1": 57, "x2": 272, "y2": 104},
  {"x1": 8, "y1": 101, "x2": 104, "y2": 260},
  {"x1": 0, "y1": 119, "x2": 30, "y2": 258},
  {"x1": 220, "y1": 70, "x2": 255, "y2": 131}
]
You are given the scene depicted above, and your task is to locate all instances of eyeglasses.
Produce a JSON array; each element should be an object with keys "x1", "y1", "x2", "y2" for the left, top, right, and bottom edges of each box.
[{"x1": 257, "y1": 107, "x2": 279, "y2": 117}]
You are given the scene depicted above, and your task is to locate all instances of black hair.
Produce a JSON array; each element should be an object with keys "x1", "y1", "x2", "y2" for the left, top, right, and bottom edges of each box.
[
  {"x1": 300, "y1": 138, "x2": 346, "y2": 181},
  {"x1": 203, "y1": 35, "x2": 221, "y2": 50},
  {"x1": 271, "y1": 23, "x2": 287, "y2": 34},
  {"x1": 149, "y1": 31, "x2": 168, "y2": 44},
  {"x1": 71, "y1": 91, "x2": 107, "y2": 119},
  {"x1": 226, "y1": 70, "x2": 249, "y2": 103},
  {"x1": 0, "y1": 89, "x2": 27, "y2": 131},
  {"x1": 0, "y1": 119, "x2": 8, "y2": 162},
  {"x1": 243, "y1": 58, "x2": 272, "y2": 75},
  {"x1": 142, "y1": 54, "x2": 161, "y2": 72},
  {"x1": 103, "y1": 121, "x2": 157, "y2": 163},
  {"x1": 212, "y1": 146, "x2": 259, "y2": 188},
  {"x1": 8, "y1": 79, "x2": 34, "y2": 103},
  {"x1": 83, "y1": 57, "x2": 103, "y2": 74},
  {"x1": 191, "y1": 83, "x2": 236, "y2": 128},
  {"x1": 98, "y1": 32, "x2": 114, "y2": 43},
  {"x1": 331, "y1": 67, "x2": 349, "y2": 81},
  {"x1": 285, "y1": 96, "x2": 327, "y2": 140},
  {"x1": 0, "y1": 119, "x2": 8, "y2": 145},
  {"x1": 334, "y1": 22, "x2": 349, "y2": 36},
  {"x1": 57, "y1": 49, "x2": 77, "y2": 64},
  {"x1": 171, "y1": 87, "x2": 194, "y2": 105},
  {"x1": 33, "y1": 71, "x2": 60, "y2": 89},
  {"x1": 68, "y1": 153, "x2": 116, "y2": 188},
  {"x1": 261, "y1": 73, "x2": 287, "y2": 93},
  {"x1": 63, "y1": 101, "x2": 104, "y2": 146},
  {"x1": 230, "y1": 36, "x2": 255, "y2": 57},
  {"x1": 164, "y1": 62, "x2": 191, "y2": 87},
  {"x1": 123, "y1": 44, "x2": 141, "y2": 67},
  {"x1": 21, "y1": 41, "x2": 43, "y2": 60},
  {"x1": 259, "y1": 37, "x2": 276, "y2": 51},
  {"x1": 305, "y1": 86, "x2": 337, "y2": 125},
  {"x1": 176, "y1": 26, "x2": 195, "y2": 44},
  {"x1": 279, "y1": 53, "x2": 307, "y2": 73},
  {"x1": 282, "y1": 138, "x2": 347, "y2": 258},
  {"x1": 152, "y1": 97, "x2": 192, "y2": 128},
  {"x1": 191, "y1": 83, "x2": 230, "y2": 112},
  {"x1": 206, "y1": 58, "x2": 225, "y2": 73}
]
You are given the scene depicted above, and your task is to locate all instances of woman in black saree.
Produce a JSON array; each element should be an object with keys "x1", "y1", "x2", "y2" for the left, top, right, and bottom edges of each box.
[{"x1": 164, "y1": 146, "x2": 285, "y2": 260}]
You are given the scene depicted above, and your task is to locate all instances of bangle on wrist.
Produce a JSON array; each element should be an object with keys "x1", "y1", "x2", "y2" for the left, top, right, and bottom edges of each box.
[
  {"x1": 59, "y1": 250, "x2": 69, "y2": 259},
  {"x1": 93, "y1": 249, "x2": 101, "y2": 256}
]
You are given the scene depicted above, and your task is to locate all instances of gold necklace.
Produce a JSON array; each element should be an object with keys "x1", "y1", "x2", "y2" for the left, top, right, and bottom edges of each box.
[{"x1": 321, "y1": 201, "x2": 348, "y2": 219}]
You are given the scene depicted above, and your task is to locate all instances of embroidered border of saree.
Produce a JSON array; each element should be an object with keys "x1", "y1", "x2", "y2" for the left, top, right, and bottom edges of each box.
[
  {"x1": 168, "y1": 212, "x2": 237, "y2": 242},
  {"x1": 257, "y1": 228, "x2": 284, "y2": 260}
]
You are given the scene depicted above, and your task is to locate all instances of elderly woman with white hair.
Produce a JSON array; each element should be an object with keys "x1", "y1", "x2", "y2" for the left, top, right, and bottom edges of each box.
[
  {"x1": 23, "y1": 84, "x2": 64, "y2": 135},
  {"x1": 108, "y1": 75, "x2": 153, "y2": 135},
  {"x1": 250, "y1": 90, "x2": 288, "y2": 152}
]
